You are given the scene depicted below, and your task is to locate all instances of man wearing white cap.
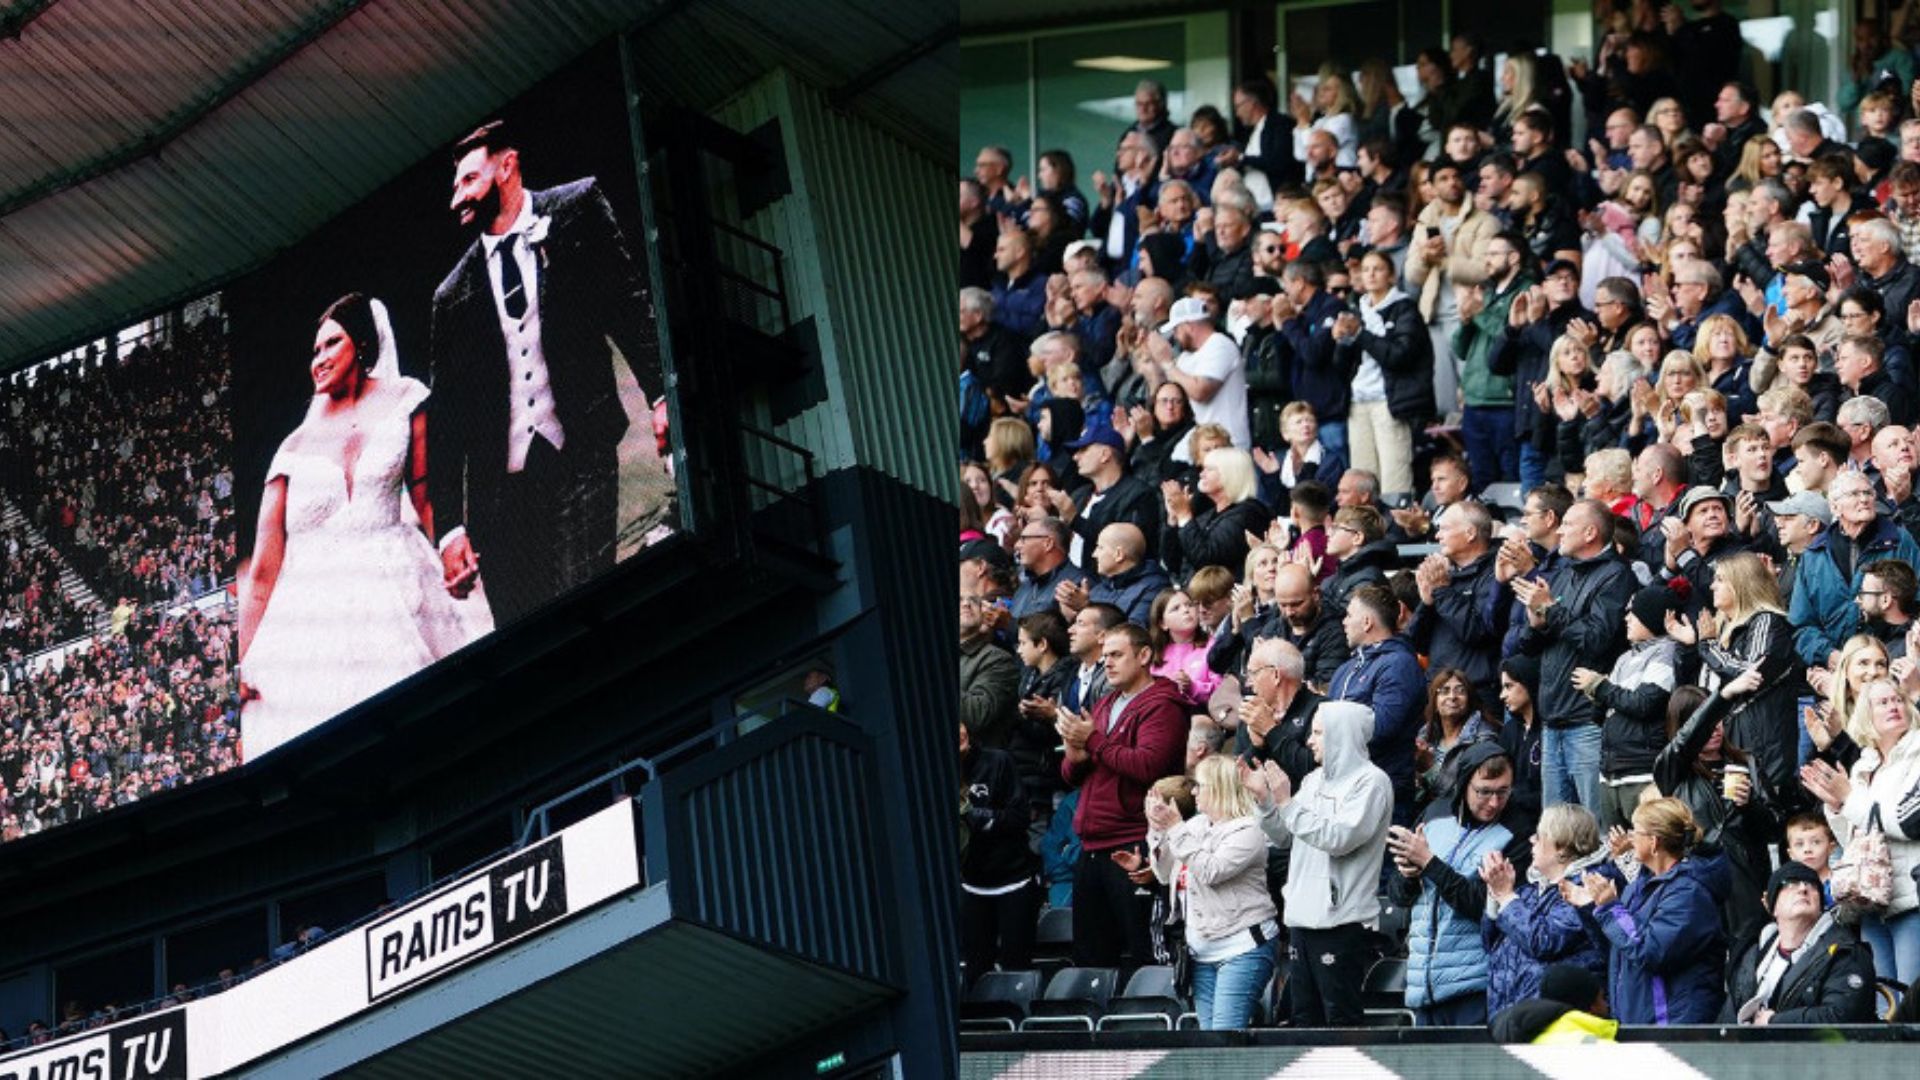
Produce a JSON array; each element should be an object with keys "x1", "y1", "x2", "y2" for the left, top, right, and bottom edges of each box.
[
  {"x1": 1160, "y1": 296, "x2": 1251, "y2": 449},
  {"x1": 1763, "y1": 490, "x2": 1831, "y2": 609}
]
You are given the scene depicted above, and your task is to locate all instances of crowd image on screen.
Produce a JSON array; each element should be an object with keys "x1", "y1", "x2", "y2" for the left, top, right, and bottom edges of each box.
[
  {"x1": 0, "y1": 314, "x2": 240, "y2": 847},
  {"x1": 960, "y1": 4, "x2": 1920, "y2": 1035}
]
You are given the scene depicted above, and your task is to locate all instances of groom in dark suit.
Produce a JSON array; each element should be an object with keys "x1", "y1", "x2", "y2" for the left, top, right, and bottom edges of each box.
[{"x1": 429, "y1": 120, "x2": 668, "y2": 625}]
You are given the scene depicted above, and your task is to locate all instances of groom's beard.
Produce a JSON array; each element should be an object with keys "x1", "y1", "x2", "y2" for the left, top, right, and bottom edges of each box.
[{"x1": 455, "y1": 181, "x2": 503, "y2": 232}]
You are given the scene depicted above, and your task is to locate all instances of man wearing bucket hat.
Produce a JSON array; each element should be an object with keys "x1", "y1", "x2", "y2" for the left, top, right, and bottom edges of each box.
[
  {"x1": 1158, "y1": 296, "x2": 1251, "y2": 449},
  {"x1": 1662, "y1": 486, "x2": 1750, "y2": 615}
]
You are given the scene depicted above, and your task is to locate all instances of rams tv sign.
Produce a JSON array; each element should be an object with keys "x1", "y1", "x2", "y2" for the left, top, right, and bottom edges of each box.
[
  {"x1": 0, "y1": 1011, "x2": 185, "y2": 1080},
  {"x1": 365, "y1": 837, "x2": 569, "y2": 1000}
]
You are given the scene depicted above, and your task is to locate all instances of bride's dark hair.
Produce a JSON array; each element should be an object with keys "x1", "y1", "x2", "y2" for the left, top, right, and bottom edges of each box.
[{"x1": 318, "y1": 292, "x2": 380, "y2": 375}]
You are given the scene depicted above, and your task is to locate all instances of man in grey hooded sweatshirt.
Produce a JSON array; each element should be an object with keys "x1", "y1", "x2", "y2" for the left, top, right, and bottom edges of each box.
[{"x1": 1246, "y1": 699, "x2": 1394, "y2": 1026}]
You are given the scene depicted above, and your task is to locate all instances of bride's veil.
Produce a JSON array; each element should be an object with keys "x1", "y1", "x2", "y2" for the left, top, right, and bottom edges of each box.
[{"x1": 367, "y1": 298, "x2": 401, "y2": 382}]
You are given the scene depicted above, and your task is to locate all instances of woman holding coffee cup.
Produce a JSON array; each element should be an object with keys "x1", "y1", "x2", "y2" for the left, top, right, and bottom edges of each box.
[{"x1": 1653, "y1": 663, "x2": 1780, "y2": 939}]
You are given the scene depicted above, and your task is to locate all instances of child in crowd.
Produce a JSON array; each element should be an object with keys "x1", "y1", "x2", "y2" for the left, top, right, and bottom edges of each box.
[
  {"x1": 1187, "y1": 565, "x2": 1237, "y2": 640},
  {"x1": 1573, "y1": 580, "x2": 1686, "y2": 832},
  {"x1": 1271, "y1": 480, "x2": 1334, "y2": 583},
  {"x1": 1151, "y1": 588, "x2": 1221, "y2": 708},
  {"x1": 1784, "y1": 811, "x2": 1839, "y2": 908}
]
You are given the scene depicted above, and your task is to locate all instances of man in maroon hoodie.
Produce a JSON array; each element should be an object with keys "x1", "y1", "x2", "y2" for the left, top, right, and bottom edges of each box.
[{"x1": 1057, "y1": 622, "x2": 1192, "y2": 968}]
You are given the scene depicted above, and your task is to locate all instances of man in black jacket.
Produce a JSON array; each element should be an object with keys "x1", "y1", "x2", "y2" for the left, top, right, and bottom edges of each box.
[
  {"x1": 960, "y1": 722, "x2": 1043, "y2": 984},
  {"x1": 1705, "y1": 80, "x2": 1768, "y2": 180},
  {"x1": 1409, "y1": 501, "x2": 1506, "y2": 704},
  {"x1": 1052, "y1": 428, "x2": 1160, "y2": 571},
  {"x1": 1273, "y1": 562, "x2": 1350, "y2": 691},
  {"x1": 1722, "y1": 862, "x2": 1877, "y2": 1025},
  {"x1": 1227, "y1": 77, "x2": 1301, "y2": 190},
  {"x1": 1513, "y1": 499, "x2": 1636, "y2": 812},
  {"x1": 1322, "y1": 503, "x2": 1397, "y2": 611}
]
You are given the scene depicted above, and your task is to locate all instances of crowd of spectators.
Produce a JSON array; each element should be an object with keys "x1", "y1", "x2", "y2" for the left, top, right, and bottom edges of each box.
[
  {"x1": 0, "y1": 603, "x2": 239, "y2": 842},
  {"x1": 0, "y1": 525, "x2": 88, "y2": 655},
  {"x1": 0, "y1": 314, "x2": 241, "y2": 847},
  {"x1": 960, "y1": 1, "x2": 1920, "y2": 1035},
  {"x1": 0, "y1": 317, "x2": 235, "y2": 610}
]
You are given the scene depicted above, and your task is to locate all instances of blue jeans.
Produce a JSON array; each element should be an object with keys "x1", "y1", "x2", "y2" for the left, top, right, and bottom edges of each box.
[
  {"x1": 1319, "y1": 420, "x2": 1349, "y2": 463},
  {"x1": 1861, "y1": 908, "x2": 1920, "y2": 985},
  {"x1": 1190, "y1": 939, "x2": 1277, "y2": 1030},
  {"x1": 1461, "y1": 405, "x2": 1517, "y2": 496},
  {"x1": 1518, "y1": 440, "x2": 1546, "y2": 494},
  {"x1": 1542, "y1": 723, "x2": 1603, "y2": 812}
]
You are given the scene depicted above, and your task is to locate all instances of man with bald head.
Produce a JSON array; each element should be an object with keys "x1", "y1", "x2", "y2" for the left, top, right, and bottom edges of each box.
[
  {"x1": 1303, "y1": 128, "x2": 1340, "y2": 184},
  {"x1": 1409, "y1": 500, "x2": 1504, "y2": 702},
  {"x1": 1273, "y1": 562, "x2": 1350, "y2": 690},
  {"x1": 1871, "y1": 424, "x2": 1920, "y2": 545},
  {"x1": 1078, "y1": 522, "x2": 1168, "y2": 627},
  {"x1": 1513, "y1": 499, "x2": 1635, "y2": 811}
]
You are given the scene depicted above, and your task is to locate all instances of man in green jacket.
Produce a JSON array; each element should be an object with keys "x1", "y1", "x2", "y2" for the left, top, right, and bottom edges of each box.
[{"x1": 1452, "y1": 230, "x2": 1533, "y2": 494}]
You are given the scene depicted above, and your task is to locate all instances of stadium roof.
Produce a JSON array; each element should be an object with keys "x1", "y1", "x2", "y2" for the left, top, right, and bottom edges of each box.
[{"x1": 0, "y1": 0, "x2": 955, "y2": 375}]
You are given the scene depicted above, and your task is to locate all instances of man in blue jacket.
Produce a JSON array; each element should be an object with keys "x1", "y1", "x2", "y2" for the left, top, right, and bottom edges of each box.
[
  {"x1": 1328, "y1": 582, "x2": 1426, "y2": 824},
  {"x1": 1790, "y1": 469, "x2": 1920, "y2": 668},
  {"x1": 1077, "y1": 523, "x2": 1169, "y2": 628}
]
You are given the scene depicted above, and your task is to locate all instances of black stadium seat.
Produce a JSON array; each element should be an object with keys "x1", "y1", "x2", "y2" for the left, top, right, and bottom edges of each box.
[
  {"x1": 1096, "y1": 964, "x2": 1183, "y2": 1031},
  {"x1": 1362, "y1": 956, "x2": 1415, "y2": 1027},
  {"x1": 1020, "y1": 966, "x2": 1119, "y2": 1031},
  {"x1": 960, "y1": 970, "x2": 1042, "y2": 1033},
  {"x1": 1031, "y1": 905, "x2": 1074, "y2": 980}
]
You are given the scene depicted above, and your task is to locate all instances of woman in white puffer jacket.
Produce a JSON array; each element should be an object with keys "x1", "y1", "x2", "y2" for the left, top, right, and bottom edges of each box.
[{"x1": 1803, "y1": 677, "x2": 1920, "y2": 985}]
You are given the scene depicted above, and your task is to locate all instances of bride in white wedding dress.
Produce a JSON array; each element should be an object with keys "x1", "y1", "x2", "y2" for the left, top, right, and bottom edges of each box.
[{"x1": 237, "y1": 293, "x2": 491, "y2": 759}]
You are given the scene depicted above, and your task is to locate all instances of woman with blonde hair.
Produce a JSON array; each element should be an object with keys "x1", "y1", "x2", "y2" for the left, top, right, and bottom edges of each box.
[
  {"x1": 985, "y1": 416, "x2": 1036, "y2": 499},
  {"x1": 1727, "y1": 136, "x2": 1782, "y2": 194},
  {"x1": 1802, "y1": 677, "x2": 1920, "y2": 983},
  {"x1": 1565, "y1": 796, "x2": 1726, "y2": 1023},
  {"x1": 1492, "y1": 53, "x2": 1539, "y2": 146},
  {"x1": 1288, "y1": 64, "x2": 1360, "y2": 166},
  {"x1": 1649, "y1": 97, "x2": 1691, "y2": 148},
  {"x1": 1144, "y1": 755, "x2": 1278, "y2": 1029},
  {"x1": 1161, "y1": 446, "x2": 1273, "y2": 581},
  {"x1": 1803, "y1": 633, "x2": 1890, "y2": 765},
  {"x1": 1481, "y1": 803, "x2": 1620, "y2": 1016},
  {"x1": 1690, "y1": 314, "x2": 1753, "y2": 409},
  {"x1": 1670, "y1": 551, "x2": 1800, "y2": 814}
]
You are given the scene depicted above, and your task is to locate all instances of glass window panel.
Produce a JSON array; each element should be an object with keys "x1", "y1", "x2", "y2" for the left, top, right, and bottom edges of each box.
[
  {"x1": 1034, "y1": 24, "x2": 1186, "y2": 197},
  {"x1": 961, "y1": 42, "x2": 1033, "y2": 177}
]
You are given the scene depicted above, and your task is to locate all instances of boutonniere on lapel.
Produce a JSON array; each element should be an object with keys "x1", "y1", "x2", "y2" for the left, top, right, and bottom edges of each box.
[{"x1": 526, "y1": 214, "x2": 553, "y2": 269}]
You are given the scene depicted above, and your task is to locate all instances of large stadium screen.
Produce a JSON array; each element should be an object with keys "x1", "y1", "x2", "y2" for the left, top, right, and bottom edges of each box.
[{"x1": 0, "y1": 48, "x2": 675, "y2": 844}]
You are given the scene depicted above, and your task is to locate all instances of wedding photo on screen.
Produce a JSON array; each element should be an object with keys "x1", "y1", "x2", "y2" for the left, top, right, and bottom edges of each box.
[
  {"x1": 228, "y1": 48, "x2": 674, "y2": 760},
  {"x1": 0, "y1": 47, "x2": 674, "y2": 845}
]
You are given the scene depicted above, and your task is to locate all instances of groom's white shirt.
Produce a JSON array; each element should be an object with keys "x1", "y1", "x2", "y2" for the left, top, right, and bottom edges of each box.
[{"x1": 484, "y1": 192, "x2": 566, "y2": 474}]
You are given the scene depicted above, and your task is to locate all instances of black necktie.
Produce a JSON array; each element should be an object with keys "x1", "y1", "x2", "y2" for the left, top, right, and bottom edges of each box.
[{"x1": 499, "y1": 234, "x2": 527, "y2": 319}]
